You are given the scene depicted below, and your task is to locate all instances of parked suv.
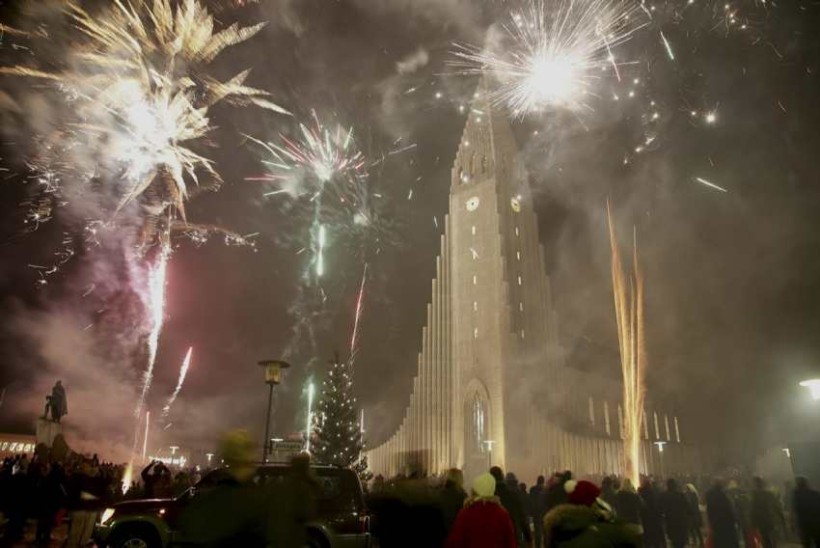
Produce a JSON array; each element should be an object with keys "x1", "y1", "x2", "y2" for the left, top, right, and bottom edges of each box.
[{"x1": 93, "y1": 464, "x2": 371, "y2": 548}]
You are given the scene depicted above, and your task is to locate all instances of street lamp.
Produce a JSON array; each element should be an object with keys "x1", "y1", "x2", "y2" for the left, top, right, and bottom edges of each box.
[
  {"x1": 654, "y1": 441, "x2": 667, "y2": 478},
  {"x1": 483, "y1": 440, "x2": 496, "y2": 469},
  {"x1": 258, "y1": 359, "x2": 291, "y2": 462},
  {"x1": 799, "y1": 379, "x2": 820, "y2": 401}
]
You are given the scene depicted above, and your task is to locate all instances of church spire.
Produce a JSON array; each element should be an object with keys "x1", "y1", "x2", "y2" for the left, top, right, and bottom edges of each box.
[{"x1": 451, "y1": 75, "x2": 519, "y2": 192}]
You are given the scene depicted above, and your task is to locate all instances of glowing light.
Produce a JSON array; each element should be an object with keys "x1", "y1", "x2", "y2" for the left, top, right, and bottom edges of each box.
[
  {"x1": 305, "y1": 382, "x2": 315, "y2": 453},
  {"x1": 695, "y1": 177, "x2": 728, "y2": 193},
  {"x1": 608, "y1": 203, "x2": 646, "y2": 487},
  {"x1": 350, "y1": 264, "x2": 369, "y2": 355},
  {"x1": 799, "y1": 379, "x2": 820, "y2": 401},
  {"x1": 450, "y1": 0, "x2": 646, "y2": 115},
  {"x1": 3, "y1": 0, "x2": 288, "y2": 229},
  {"x1": 163, "y1": 347, "x2": 194, "y2": 419},
  {"x1": 136, "y1": 247, "x2": 169, "y2": 418},
  {"x1": 142, "y1": 411, "x2": 150, "y2": 460},
  {"x1": 121, "y1": 463, "x2": 133, "y2": 495},
  {"x1": 316, "y1": 224, "x2": 326, "y2": 277},
  {"x1": 660, "y1": 31, "x2": 675, "y2": 61}
]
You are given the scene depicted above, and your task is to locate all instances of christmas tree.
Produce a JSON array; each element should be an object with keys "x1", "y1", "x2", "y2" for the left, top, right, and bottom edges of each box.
[{"x1": 312, "y1": 354, "x2": 368, "y2": 475}]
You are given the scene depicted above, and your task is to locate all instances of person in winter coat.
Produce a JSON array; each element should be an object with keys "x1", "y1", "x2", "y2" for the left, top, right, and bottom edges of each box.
[
  {"x1": 545, "y1": 472, "x2": 572, "y2": 513},
  {"x1": 685, "y1": 483, "x2": 704, "y2": 547},
  {"x1": 530, "y1": 475, "x2": 549, "y2": 548},
  {"x1": 491, "y1": 466, "x2": 532, "y2": 547},
  {"x1": 792, "y1": 476, "x2": 820, "y2": 548},
  {"x1": 639, "y1": 479, "x2": 666, "y2": 548},
  {"x1": 706, "y1": 480, "x2": 740, "y2": 548},
  {"x1": 750, "y1": 477, "x2": 785, "y2": 548},
  {"x1": 614, "y1": 478, "x2": 644, "y2": 533},
  {"x1": 543, "y1": 479, "x2": 641, "y2": 548},
  {"x1": 445, "y1": 472, "x2": 517, "y2": 548},
  {"x1": 661, "y1": 479, "x2": 692, "y2": 548},
  {"x1": 440, "y1": 468, "x2": 468, "y2": 533}
]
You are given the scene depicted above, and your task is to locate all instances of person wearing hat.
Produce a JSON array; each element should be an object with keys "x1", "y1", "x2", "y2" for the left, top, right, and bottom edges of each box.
[
  {"x1": 543, "y1": 479, "x2": 641, "y2": 548},
  {"x1": 445, "y1": 473, "x2": 518, "y2": 548}
]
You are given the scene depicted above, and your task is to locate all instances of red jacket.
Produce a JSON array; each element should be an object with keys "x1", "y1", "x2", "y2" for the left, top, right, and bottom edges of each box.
[{"x1": 446, "y1": 498, "x2": 517, "y2": 548}]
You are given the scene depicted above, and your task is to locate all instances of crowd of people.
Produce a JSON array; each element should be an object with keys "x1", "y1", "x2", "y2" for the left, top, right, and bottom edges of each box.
[
  {"x1": 3, "y1": 443, "x2": 820, "y2": 548},
  {"x1": 0, "y1": 452, "x2": 202, "y2": 547},
  {"x1": 367, "y1": 467, "x2": 820, "y2": 548}
]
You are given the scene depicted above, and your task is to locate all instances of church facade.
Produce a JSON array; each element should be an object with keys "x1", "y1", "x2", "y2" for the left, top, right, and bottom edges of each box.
[{"x1": 366, "y1": 88, "x2": 699, "y2": 482}]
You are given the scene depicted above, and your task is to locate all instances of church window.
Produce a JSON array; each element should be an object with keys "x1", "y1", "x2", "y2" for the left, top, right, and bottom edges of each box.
[
  {"x1": 516, "y1": 251, "x2": 521, "y2": 261},
  {"x1": 473, "y1": 301, "x2": 478, "y2": 312},
  {"x1": 519, "y1": 302, "x2": 524, "y2": 312},
  {"x1": 515, "y1": 227, "x2": 519, "y2": 237},
  {"x1": 473, "y1": 327, "x2": 478, "y2": 339},
  {"x1": 472, "y1": 275, "x2": 477, "y2": 285},
  {"x1": 472, "y1": 395, "x2": 487, "y2": 452},
  {"x1": 517, "y1": 275, "x2": 522, "y2": 286},
  {"x1": 520, "y1": 329, "x2": 525, "y2": 339},
  {"x1": 471, "y1": 225, "x2": 476, "y2": 236}
]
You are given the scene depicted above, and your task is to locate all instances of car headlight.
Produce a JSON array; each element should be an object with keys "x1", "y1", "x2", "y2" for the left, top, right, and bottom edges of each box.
[{"x1": 100, "y1": 508, "x2": 116, "y2": 526}]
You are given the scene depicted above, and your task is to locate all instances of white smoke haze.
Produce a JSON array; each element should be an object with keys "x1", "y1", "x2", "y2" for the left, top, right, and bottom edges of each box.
[{"x1": 396, "y1": 48, "x2": 430, "y2": 75}]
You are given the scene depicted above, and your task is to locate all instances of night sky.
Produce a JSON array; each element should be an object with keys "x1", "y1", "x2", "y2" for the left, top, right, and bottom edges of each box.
[{"x1": 1, "y1": 0, "x2": 819, "y2": 463}]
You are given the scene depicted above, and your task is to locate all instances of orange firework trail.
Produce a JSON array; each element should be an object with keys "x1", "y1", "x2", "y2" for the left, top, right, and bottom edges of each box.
[{"x1": 608, "y1": 202, "x2": 646, "y2": 486}]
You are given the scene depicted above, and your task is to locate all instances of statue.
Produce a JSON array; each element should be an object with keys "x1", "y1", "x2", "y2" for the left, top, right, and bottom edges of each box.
[{"x1": 43, "y1": 381, "x2": 68, "y2": 423}]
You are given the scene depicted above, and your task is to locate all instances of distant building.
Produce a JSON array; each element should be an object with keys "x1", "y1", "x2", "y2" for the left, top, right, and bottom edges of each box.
[
  {"x1": 367, "y1": 80, "x2": 699, "y2": 481},
  {"x1": 0, "y1": 432, "x2": 37, "y2": 458}
]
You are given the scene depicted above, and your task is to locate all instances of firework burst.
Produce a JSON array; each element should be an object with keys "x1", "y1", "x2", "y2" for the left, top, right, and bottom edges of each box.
[
  {"x1": 3, "y1": 0, "x2": 289, "y2": 226},
  {"x1": 451, "y1": 0, "x2": 646, "y2": 115}
]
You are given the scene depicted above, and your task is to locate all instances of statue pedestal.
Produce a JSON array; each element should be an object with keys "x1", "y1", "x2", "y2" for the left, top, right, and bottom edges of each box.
[{"x1": 35, "y1": 418, "x2": 62, "y2": 448}]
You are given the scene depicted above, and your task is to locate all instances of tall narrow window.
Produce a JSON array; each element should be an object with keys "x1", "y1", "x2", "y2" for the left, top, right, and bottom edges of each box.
[
  {"x1": 515, "y1": 227, "x2": 519, "y2": 237},
  {"x1": 517, "y1": 275, "x2": 522, "y2": 286},
  {"x1": 519, "y1": 302, "x2": 524, "y2": 312},
  {"x1": 472, "y1": 275, "x2": 477, "y2": 285},
  {"x1": 473, "y1": 327, "x2": 478, "y2": 339},
  {"x1": 473, "y1": 301, "x2": 478, "y2": 312},
  {"x1": 471, "y1": 225, "x2": 476, "y2": 236},
  {"x1": 516, "y1": 251, "x2": 521, "y2": 261},
  {"x1": 520, "y1": 329, "x2": 525, "y2": 339}
]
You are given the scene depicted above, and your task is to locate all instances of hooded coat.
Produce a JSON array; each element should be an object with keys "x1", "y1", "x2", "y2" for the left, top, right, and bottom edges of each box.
[
  {"x1": 445, "y1": 497, "x2": 517, "y2": 548},
  {"x1": 543, "y1": 503, "x2": 641, "y2": 548}
]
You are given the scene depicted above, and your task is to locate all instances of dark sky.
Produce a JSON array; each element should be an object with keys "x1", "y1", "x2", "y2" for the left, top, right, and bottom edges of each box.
[{"x1": 1, "y1": 0, "x2": 820, "y2": 463}]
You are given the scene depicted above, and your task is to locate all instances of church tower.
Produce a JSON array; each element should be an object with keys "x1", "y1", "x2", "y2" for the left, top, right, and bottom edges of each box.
[
  {"x1": 448, "y1": 81, "x2": 560, "y2": 480},
  {"x1": 365, "y1": 80, "x2": 695, "y2": 482}
]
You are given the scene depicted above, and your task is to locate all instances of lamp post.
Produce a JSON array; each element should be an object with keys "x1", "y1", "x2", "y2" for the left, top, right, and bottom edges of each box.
[
  {"x1": 483, "y1": 440, "x2": 496, "y2": 469},
  {"x1": 654, "y1": 441, "x2": 667, "y2": 478},
  {"x1": 258, "y1": 359, "x2": 291, "y2": 462},
  {"x1": 799, "y1": 379, "x2": 820, "y2": 401}
]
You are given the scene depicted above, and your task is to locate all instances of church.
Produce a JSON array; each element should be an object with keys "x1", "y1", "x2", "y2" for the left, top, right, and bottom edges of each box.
[{"x1": 366, "y1": 83, "x2": 699, "y2": 482}]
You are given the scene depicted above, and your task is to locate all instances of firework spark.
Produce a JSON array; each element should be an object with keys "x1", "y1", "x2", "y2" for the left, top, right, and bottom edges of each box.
[
  {"x1": 246, "y1": 112, "x2": 366, "y2": 195},
  {"x1": 608, "y1": 203, "x2": 646, "y2": 487},
  {"x1": 136, "y1": 247, "x2": 169, "y2": 419},
  {"x1": 350, "y1": 263, "x2": 369, "y2": 356},
  {"x1": 451, "y1": 0, "x2": 646, "y2": 115},
  {"x1": 695, "y1": 177, "x2": 728, "y2": 193},
  {"x1": 4, "y1": 0, "x2": 289, "y2": 224},
  {"x1": 162, "y1": 346, "x2": 193, "y2": 419}
]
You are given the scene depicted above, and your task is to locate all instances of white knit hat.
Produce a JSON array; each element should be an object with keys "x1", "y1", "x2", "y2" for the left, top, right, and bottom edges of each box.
[{"x1": 472, "y1": 473, "x2": 497, "y2": 498}]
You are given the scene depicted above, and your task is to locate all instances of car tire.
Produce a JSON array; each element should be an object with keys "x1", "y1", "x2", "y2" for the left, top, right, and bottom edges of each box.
[{"x1": 108, "y1": 524, "x2": 162, "y2": 548}]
